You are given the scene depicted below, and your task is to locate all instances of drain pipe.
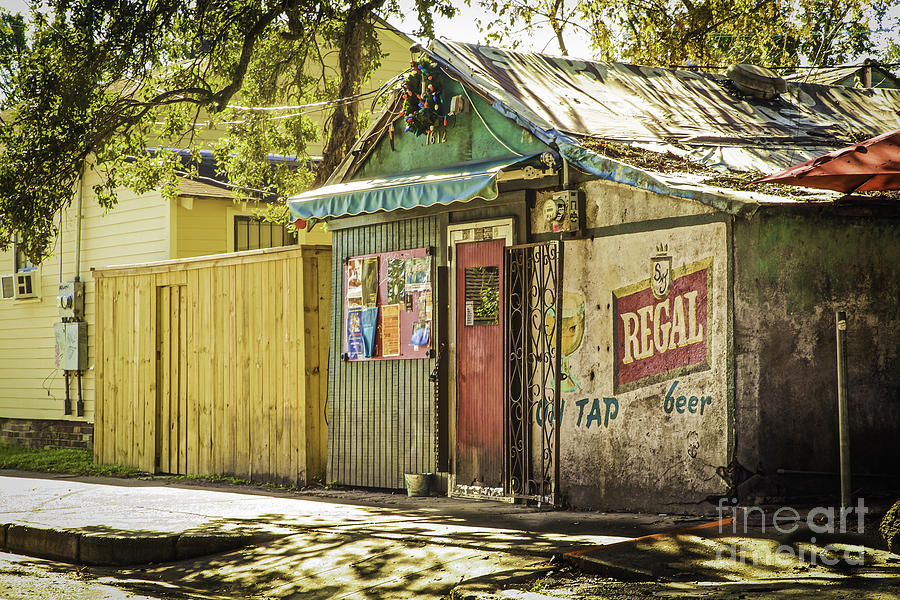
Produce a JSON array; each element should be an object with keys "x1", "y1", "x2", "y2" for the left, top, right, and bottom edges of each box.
[
  {"x1": 74, "y1": 160, "x2": 85, "y2": 282},
  {"x1": 75, "y1": 160, "x2": 86, "y2": 416},
  {"x1": 64, "y1": 159, "x2": 87, "y2": 419},
  {"x1": 835, "y1": 311, "x2": 851, "y2": 509}
]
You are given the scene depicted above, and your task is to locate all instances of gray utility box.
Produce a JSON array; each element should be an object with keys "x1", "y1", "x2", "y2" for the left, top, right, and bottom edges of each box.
[
  {"x1": 58, "y1": 280, "x2": 85, "y2": 319},
  {"x1": 54, "y1": 322, "x2": 88, "y2": 371}
]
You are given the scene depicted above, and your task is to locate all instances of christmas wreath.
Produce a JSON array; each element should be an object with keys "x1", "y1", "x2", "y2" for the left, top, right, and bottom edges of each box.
[{"x1": 400, "y1": 58, "x2": 447, "y2": 136}]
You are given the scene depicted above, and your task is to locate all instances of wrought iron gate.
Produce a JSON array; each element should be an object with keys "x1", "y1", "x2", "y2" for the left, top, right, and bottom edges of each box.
[{"x1": 503, "y1": 241, "x2": 563, "y2": 505}]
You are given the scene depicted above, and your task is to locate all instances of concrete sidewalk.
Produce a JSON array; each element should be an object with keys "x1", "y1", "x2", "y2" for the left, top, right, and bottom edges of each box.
[
  {"x1": 0, "y1": 470, "x2": 694, "y2": 565},
  {"x1": 3, "y1": 471, "x2": 897, "y2": 600},
  {"x1": 0, "y1": 469, "x2": 688, "y2": 599}
]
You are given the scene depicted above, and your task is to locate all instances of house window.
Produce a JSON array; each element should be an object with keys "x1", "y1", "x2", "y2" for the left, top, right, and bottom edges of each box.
[
  {"x1": 233, "y1": 216, "x2": 297, "y2": 252},
  {"x1": 14, "y1": 237, "x2": 35, "y2": 272}
]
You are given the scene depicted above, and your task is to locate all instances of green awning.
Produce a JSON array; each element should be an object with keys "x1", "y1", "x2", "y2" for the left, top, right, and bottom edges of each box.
[{"x1": 288, "y1": 154, "x2": 542, "y2": 220}]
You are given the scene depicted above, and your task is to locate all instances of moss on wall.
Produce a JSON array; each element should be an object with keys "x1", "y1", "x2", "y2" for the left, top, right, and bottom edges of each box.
[
  {"x1": 750, "y1": 213, "x2": 899, "y2": 315},
  {"x1": 733, "y1": 208, "x2": 900, "y2": 500}
]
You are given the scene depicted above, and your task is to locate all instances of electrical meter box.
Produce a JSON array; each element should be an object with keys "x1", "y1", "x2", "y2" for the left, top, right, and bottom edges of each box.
[
  {"x1": 548, "y1": 190, "x2": 584, "y2": 233},
  {"x1": 54, "y1": 322, "x2": 88, "y2": 371},
  {"x1": 58, "y1": 280, "x2": 85, "y2": 319}
]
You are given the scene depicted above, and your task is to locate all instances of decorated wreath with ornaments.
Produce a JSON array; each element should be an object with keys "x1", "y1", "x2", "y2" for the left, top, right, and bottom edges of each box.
[{"x1": 400, "y1": 58, "x2": 448, "y2": 136}]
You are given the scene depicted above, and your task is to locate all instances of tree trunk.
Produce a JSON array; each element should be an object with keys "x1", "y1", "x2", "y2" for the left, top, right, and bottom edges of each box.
[{"x1": 315, "y1": 3, "x2": 382, "y2": 186}]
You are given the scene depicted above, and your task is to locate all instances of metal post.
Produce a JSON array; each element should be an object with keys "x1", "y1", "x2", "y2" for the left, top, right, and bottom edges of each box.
[{"x1": 835, "y1": 310, "x2": 851, "y2": 509}]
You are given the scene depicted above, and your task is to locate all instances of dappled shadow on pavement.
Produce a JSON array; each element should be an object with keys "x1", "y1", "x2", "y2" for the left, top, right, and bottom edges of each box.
[
  {"x1": 107, "y1": 520, "x2": 545, "y2": 600},
  {"x1": 569, "y1": 525, "x2": 900, "y2": 586},
  {"x1": 0, "y1": 473, "x2": 711, "y2": 599},
  {"x1": 499, "y1": 571, "x2": 900, "y2": 600}
]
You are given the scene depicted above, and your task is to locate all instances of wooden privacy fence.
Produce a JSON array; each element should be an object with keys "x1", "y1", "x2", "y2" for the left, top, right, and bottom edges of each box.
[{"x1": 93, "y1": 245, "x2": 331, "y2": 485}]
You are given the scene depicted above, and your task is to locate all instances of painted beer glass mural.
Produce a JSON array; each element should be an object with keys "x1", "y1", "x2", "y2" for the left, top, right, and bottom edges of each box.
[{"x1": 545, "y1": 291, "x2": 586, "y2": 393}]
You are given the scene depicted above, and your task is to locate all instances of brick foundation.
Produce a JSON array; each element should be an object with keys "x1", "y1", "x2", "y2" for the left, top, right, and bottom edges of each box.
[{"x1": 0, "y1": 418, "x2": 93, "y2": 450}]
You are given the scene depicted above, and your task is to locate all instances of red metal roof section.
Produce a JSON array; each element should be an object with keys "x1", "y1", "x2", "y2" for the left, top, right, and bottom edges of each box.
[{"x1": 755, "y1": 129, "x2": 900, "y2": 193}]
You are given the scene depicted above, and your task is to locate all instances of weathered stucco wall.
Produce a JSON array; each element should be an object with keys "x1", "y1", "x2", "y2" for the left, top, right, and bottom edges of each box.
[
  {"x1": 544, "y1": 179, "x2": 730, "y2": 511},
  {"x1": 733, "y1": 208, "x2": 900, "y2": 501}
]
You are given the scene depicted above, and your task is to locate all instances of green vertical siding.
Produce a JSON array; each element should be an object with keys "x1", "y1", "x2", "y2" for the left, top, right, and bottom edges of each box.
[{"x1": 328, "y1": 217, "x2": 440, "y2": 488}]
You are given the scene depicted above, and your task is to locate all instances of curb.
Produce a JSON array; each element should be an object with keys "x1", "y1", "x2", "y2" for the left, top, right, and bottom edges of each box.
[{"x1": 1, "y1": 522, "x2": 280, "y2": 566}]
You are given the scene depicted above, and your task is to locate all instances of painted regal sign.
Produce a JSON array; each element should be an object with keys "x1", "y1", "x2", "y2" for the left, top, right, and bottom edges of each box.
[{"x1": 613, "y1": 250, "x2": 713, "y2": 393}]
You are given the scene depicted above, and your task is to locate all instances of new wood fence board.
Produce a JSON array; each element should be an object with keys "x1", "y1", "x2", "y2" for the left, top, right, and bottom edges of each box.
[{"x1": 94, "y1": 247, "x2": 329, "y2": 484}]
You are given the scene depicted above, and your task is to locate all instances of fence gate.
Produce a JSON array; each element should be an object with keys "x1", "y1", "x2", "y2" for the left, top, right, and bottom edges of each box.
[
  {"x1": 503, "y1": 241, "x2": 563, "y2": 505},
  {"x1": 155, "y1": 284, "x2": 188, "y2": 474}
]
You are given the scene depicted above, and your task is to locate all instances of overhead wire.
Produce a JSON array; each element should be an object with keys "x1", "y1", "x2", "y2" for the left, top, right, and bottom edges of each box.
[
  {"x1": 226, "y1": 88, "x2": 383, "y2": 112},
  {"x1": 147, "y1": 72, "x2": 409, "y2": 128},
  {"x1": 120, "y1": 153, "x2": 292, "y2": 199}
]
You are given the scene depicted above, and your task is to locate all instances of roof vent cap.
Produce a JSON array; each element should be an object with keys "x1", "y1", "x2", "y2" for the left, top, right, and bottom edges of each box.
[{"x1": 726, "y1": 63, "x2": 786, "y2": 100}]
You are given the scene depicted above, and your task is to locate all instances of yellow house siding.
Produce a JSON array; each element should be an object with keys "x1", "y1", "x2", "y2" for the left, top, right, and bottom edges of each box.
[
  {"x1": 177, "y1": 196, "x2": 235, "y2": 259},
  {"x1": 0, "y1": 169, "x2": 170, "y2": 424}
]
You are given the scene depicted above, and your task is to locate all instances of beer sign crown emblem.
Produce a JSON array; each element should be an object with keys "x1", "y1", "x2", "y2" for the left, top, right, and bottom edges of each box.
[{"x1": 651, "y1": 244, "x2": 672, "y2": 300}]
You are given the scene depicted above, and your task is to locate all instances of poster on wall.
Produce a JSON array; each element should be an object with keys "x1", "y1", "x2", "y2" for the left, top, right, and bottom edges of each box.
[
  {"x1": 361, "y1": 306, "x2": 379, "y2": 358},
  {"x1": 347, "y1": 259, "x2": 363, "y2": 307},
  {"x1": 387, "y1": 259, "x2": 406, "y2": 305},
  {"x1": 421, "y1": 291, "x2": 433, "y2": 320},
  {"x1": 362, "y1": 256, "x2": 379, "y2": 307},
  {"x1": 410, "y1": 320, "x2": 431, "y2": 348},
  {"x1": 346, "y1": 307, "x2": 365, "y2": 359},
  {"x1": 382, "y1": 304, "x2": 401, "y2": 356},
  {"x1": 406, "y1": 256, "x2": 431, "y2": 292}
]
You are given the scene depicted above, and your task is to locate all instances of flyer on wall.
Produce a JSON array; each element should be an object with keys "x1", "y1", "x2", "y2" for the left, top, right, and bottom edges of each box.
[
  {"x1": 346, "y1": 307, "x2": 364, "y2": 360},
  {"x1": 360, "y1": 306, "x2": 379, "y2": 358},
  {"x1": 387, "y1": 258, "x2": 406, "y2": 305},
  {"x1": 347, "y1": 258, "x2": 363, "y2": 304},
  {"x1": 381, "y1": 304, "x2": 401, "y2": 357},
  {"x1": 421, "y1": 290, "x2": 433, "y2": 320},
  {"x1": 410, "y1": 319, "x2": 431, "y2": 348},
  {"x1": 362, "y1": 256, "x2": 379, "y2": 307},
  {"x1": 405, "y1": 255, "x2": 431, "y2": 292}
]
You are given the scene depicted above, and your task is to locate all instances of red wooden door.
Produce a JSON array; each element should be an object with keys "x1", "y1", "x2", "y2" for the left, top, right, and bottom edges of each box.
[{"x1": 456, "y1": 239, "x2": 505, "y2": 487}]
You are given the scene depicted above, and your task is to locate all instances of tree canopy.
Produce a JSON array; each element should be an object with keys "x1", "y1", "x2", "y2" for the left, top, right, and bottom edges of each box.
[
  {"x1": 0, "y1": 0, "x2": 453, "y2": 262},
  {"x1": 3, "y1": 0, "x2": 898, "y2": 263},
  {"x1": 473, "y1": 0, "x2": 899, "y2": 68}
]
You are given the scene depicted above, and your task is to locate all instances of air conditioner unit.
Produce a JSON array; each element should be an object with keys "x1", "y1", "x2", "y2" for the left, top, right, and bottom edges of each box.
[
  {"x1": 0, "y1": 274, "x2": 14, "y2": 300},
  {"x1": 14, "y1": 271, "x2": 37, "y2": 299}
]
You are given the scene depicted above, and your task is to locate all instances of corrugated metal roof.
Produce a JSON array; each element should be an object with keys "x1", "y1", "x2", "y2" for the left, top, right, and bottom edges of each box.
[{"x1": 427, "y1": 41, "x2": 900, "y2": 173}]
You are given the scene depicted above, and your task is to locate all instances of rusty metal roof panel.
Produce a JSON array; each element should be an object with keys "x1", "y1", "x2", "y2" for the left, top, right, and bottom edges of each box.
[
  {"x1": 428, "y1": 41, "x2": 900, "y2": 173},
  {"x1": 756, "y1": 129, "x2": 900, "y2": 193}
]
